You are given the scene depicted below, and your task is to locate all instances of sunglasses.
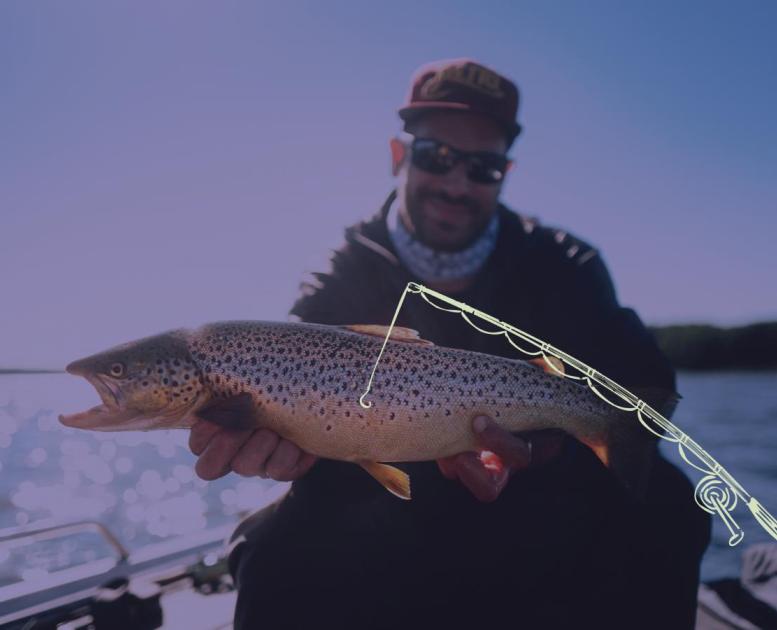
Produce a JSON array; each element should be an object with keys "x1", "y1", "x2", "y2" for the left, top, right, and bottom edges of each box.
[{"x1": 407, "y1": 137, "x2": 511, "y2": 185}]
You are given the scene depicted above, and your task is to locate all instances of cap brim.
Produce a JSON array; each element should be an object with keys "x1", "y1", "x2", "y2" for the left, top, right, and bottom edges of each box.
[{"x1": 398, "y1": 101, "x2": 471, "y2": 120}]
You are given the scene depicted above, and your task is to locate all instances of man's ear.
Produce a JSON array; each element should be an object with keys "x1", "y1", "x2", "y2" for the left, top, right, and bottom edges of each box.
[{"x1": 390, "y1": 137, "x2": 407, "y2": 176}]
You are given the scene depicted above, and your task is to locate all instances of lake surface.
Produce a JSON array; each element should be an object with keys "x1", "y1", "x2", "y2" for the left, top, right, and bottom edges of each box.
[
  {"x1": 659, "y1": 370, "x2": 777, "y2": 581},
  {"x1": 0, "y1": 370, "x2": 775, "y2": 588}
]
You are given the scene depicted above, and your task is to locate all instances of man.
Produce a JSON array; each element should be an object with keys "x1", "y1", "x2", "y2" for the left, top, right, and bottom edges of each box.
[{"x1": 189, "y1": 59, "x2": 710, "y2": 628}]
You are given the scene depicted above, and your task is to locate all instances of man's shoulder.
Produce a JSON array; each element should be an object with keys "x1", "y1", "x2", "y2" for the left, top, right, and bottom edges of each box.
[{"x1": 497, "y1": 205, "x2": 601, "y2": 269}]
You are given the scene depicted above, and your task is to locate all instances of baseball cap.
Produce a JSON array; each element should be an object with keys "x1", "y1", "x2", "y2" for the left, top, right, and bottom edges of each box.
[{"x1": 398, "y1": 58, "x2": 522, "y2": 144}]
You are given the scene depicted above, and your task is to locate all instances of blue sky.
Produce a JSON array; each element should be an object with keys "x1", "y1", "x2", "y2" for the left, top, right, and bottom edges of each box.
[{"x1": 1, "y1": 1, "x2": 775, "y2": 367}]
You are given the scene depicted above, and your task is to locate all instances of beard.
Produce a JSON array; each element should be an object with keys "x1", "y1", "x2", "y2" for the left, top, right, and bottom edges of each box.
[{"x1": 404, "y1": 188, "x2": 494, "y2": 252}]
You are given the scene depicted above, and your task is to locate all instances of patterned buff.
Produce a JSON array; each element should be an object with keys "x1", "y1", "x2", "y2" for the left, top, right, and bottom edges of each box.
[{"x1": 386, "y1": 199, "x2": 500, "y2": 283}]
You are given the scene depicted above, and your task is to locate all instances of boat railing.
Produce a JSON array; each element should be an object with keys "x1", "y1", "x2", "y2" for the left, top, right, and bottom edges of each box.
[{"x1": 0, "y1": 518, "x2": 235, "y2": 627}]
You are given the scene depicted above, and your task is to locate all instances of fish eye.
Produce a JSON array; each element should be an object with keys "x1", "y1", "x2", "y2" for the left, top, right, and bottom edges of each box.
[{"x1": 109, "y1": 362, "x2": 126, "y2": 378}]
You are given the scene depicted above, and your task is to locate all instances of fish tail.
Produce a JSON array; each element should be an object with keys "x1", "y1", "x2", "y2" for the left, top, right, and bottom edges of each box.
[{"x1": 576, "y1": 426, "x2": 654, "y2": 500}]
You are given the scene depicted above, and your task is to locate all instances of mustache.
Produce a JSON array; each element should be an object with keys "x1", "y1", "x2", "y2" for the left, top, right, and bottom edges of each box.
[{"x1": 420, "y1": 190, "x2": 477, "y2": 212}]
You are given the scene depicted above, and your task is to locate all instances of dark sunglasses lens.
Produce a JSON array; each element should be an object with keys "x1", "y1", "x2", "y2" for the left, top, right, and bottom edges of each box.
[
  {"x1": 411, "y1": 140, "x2": 453, "y2": 175},
  {"x1": 466, "y1": 155, "x2": 508, "y2": 184}
]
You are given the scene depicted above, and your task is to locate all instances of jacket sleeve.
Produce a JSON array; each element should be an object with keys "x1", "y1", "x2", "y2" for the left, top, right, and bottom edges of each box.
[{"x1": 289, "y1": 236, "x2": 400, "y2": 327}]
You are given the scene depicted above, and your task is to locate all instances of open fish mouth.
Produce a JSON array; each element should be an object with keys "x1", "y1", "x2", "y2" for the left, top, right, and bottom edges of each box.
[
  {"x1": 59, "y1": 404, "x2": 141, "y2": 430},
  {"x1": 59, "y1": 372, "x2": 199, "y2": 432},
  {"x1": 58, "y1": 374, "x2": 138, "y2": 430},
  {"x1": 59, "y1": 370, "x2": 136, "y2": 431}
]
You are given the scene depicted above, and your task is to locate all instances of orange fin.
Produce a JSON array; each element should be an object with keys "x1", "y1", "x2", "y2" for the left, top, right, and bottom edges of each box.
[
  {"x1": 344, "y1": 325, "x2": 434, "y2": 346},
  {"x1": 358, "y1": 461, "x2": 412, "y2": 500},
  {"x1": 529, "y1": 356, "x2": 565, "y2": 376}
]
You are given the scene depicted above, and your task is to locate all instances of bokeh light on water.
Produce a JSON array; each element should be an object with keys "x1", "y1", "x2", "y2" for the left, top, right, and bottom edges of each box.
[{"x1": 0, "y1": 373, "x2": 275, "y2": 590}]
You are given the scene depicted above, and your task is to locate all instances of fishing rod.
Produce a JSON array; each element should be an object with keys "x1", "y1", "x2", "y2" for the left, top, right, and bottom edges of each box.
[{"x1": 359, "y1": 281, "x2": 777, "y2": 547}]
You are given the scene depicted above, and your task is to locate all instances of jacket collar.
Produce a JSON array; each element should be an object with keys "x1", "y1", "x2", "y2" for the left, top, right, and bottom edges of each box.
[{"x1": 346, "y1": 190, "x2": 532, "y2": 267}]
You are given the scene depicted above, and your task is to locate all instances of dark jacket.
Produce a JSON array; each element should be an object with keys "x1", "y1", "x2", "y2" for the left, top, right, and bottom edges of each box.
[{"x1": 230, "y1": 193, "x2": 710, "y2": 630}]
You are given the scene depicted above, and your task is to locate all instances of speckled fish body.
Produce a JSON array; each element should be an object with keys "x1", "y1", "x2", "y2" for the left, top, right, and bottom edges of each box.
[{"x1": 61, "y1": 321, "x2": 662, "y2": 495}]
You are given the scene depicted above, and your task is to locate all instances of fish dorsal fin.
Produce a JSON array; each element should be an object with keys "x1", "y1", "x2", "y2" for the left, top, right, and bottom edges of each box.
[
  {"x1": 343, "y1": 325, "x2": 434, "y2": 346},
  {"x1": 529, "y1": 356, "x2": 565, "y2": 377}
]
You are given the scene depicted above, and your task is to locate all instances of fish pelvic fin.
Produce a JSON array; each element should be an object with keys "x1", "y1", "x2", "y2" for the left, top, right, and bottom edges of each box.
[
  {"x1": 343, "y1": 325, "x2": 434, "y2": 346},
  {"x1": 358, "y1": 461, "x2": 412, "y2": 500}
]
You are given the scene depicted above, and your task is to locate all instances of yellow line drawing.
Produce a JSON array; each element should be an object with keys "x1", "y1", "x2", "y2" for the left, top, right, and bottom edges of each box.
[{"x1": 359, "y1": 282, "x2": 777, "y2": 547}]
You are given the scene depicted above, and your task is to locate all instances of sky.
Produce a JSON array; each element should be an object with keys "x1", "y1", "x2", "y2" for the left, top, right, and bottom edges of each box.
[{"x1": 1, "y1": 1, "x2": 775, "y2": 368}]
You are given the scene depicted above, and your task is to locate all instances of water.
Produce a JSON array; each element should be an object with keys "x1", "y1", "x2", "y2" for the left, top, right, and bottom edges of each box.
[
  {"x1": 0, "y1": 371, "x2": 775, "y2": 590},
  {"x1": 0, "y1": 373, "x2": 276, "y2": 590},
  {"x1": 660, "y1": 370, "x2": 777, "y2": 581}
]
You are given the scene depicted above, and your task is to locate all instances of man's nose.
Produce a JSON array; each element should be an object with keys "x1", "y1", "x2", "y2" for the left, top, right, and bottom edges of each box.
[{"x1": 438, "y1": 160, "x2": 474, "y2": 197}]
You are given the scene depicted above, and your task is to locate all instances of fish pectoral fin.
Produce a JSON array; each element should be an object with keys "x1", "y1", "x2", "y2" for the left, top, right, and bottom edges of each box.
[
  {"x1": 528, "y1": 356, "x2": 565, "y2": 376},
  {"x1": 358, "y1": 461, "x2": 412, "y2": 500},
  {"x1": 343, "y1": 325, "x2": 434, "y2": 346},
  {"x1": 195, "y1": 392, "x2": 259, "y2": 430}
]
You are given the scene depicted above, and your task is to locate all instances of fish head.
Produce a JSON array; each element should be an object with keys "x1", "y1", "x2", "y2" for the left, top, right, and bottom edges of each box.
[{"x1": 60, "y1": 330, "x2": 208, "y2": 431}]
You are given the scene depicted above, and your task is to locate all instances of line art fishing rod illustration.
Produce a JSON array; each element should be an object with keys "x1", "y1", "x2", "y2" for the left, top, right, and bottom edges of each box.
[{"x1": 359, "y1": 282, "x2": 777, "y2": 547}]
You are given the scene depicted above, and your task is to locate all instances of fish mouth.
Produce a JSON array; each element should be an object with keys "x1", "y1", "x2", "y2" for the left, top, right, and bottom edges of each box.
[
  {"x1": 59, "y1": 371, "x2": 200, "y2": 432},
  {"x1": 59, "y1": 374, "x2": 137, "y2": 430}
]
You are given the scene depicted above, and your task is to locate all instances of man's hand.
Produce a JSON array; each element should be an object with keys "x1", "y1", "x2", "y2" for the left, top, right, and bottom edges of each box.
[
  {"x1": 436, "y1": 415, "x2": 565, "y2": 502},
  {"x1": 189, "y1": 419, "x2": 318, "y2": 482}
]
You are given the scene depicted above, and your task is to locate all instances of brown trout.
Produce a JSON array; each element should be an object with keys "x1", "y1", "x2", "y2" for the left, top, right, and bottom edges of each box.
[{"x1": 59, "y1": 321, "x2": 673, "y2": 498}]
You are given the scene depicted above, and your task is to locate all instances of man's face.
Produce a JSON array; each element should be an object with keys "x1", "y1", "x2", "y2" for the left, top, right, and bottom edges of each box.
[{"x1": 391, "y1": 110, "x2": 510, "y2": 252}]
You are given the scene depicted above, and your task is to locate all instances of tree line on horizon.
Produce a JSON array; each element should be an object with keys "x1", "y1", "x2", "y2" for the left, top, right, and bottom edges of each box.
[{"x1": 649, "y1": 322, "x2": 777, "y2": 370}]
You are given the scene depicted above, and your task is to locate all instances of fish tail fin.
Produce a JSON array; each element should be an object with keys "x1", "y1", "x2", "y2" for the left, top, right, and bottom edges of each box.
[
  {"x1": 576, "y1": 424, "x2": 656, "y2": 500},
  {"x1": 573, "y1": 386, "x2": 679, "y2": 500}
]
